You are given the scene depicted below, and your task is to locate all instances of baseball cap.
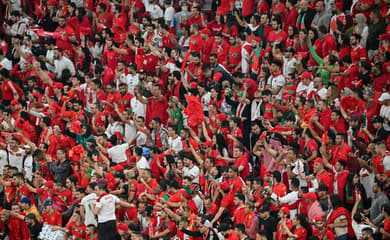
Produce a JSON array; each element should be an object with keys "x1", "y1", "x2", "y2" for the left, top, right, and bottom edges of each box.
[
  {"x1": 259, "y1": 205, "x2": 271, "y2": 212},
  {"x1": 300, "y1": 71, "x2": 312, "y2": 79},
  {"x1": 53, "y1": 82, "x2": 64, "y2": 89},
  {"x1": 200, "y1": 28, "x2": 211, "y2": 35},
  {"x1": 379, "y1": 92, "x2": 390, "y2": 102},
  {"x1": 372, "y1": 116, "x2": 384, "y2": 123},
  {"x1": 111, "y1": 165, "x2": 124, "y2": 172},
  {"x1": 19, "y1": 197, "x2": 31, "y2": 204},
  {"x1": 117, "y1": 223, "x2": 129, "y2": 232},
  {"x1": 280, "y1": 206, "x2": 290, "y2": 216},
  {"x1": 202, "y1": 141, "x2": 213, "y2": 147},
  {"x1": 314, "y1": 216, "x2": 325, "y2": 222},
  {"x1": 350, "y1": 112, "x2": 360, "y2": 121},
  {"x1": 313, "y1": 158, "x2": 324, "y2": 165},
  {"x1": 44, "y1": 181, "x2": 54, "y2": 188},
  {"x1": 302, "y1": 192, "x2": 317, "y2": 201},
  {"x1": 216, "y1": 113, "x2": 227, "y2": 122},
  {"x1": 43, "y1": 199, "x2": 53, "y2": 206}
]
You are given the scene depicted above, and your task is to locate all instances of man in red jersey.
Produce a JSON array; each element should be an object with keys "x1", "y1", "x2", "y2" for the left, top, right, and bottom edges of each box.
[
  {"x1": 312, "y1": 216, "x2": 335, "y2": 240},
  {"x1": 136, "y1": 84, "x2": 168, "y2": 125},
  {"x1": 350, "y1": 34, "x2": 367, "y2": 63},
  {"x1": 266, "y1": 18, "x2": 288, "y2": 47},
  {"x1": 189, "y1": 23, "x2": 204, "y2": 55},
  {"x1": 227, "y1": 35, "x2": 242, "y2": 73},
  {"x1": 54, "y1": 16, "x2": 77, "y2": 57},
  {"x1": 42, "y1": 199, "x2": 62, "y2": 226},
  {"x1": 117, "y1": 83, "x2": 134, "y2": 112},
  {"x1": 111, "y1": 4, "x2": 127, "y2": 43},
  {"x1": 95, "y1": 3, "x2": 113, "y2": 32}
]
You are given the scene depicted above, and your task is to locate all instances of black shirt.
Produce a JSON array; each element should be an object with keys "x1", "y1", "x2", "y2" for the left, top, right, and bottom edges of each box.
[
  {"x1": 366, "y1": 19, "x2": 386, "y2": 50},
  {"x1": 258, "y1": 215, "x2": 277, "y2": 240}
]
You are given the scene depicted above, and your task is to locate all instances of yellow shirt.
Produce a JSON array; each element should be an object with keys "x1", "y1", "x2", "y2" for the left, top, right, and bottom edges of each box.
[{"x1": 26, "y1": 205, "x2": 42, "y2": 223}]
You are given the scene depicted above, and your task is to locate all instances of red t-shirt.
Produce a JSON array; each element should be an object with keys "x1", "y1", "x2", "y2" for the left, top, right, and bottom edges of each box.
[
  {"x1": 43, "y1": 209, "x2": 62, "y2": 226},
  {"x1": 66, "y1": 221, "x2": 87, "y2": 238},
  {"x1": 55, "y1": 25, "x2": 75, "y2": 53},
  {"x1": 147, "y1": 96, "x2": 168, "y2": 124},
  {"x1": 117, "y1": 92, "x2": 134, "y2": 112},
  {"x1": 51, "y1": 188, "x2": 72, "y2": 212},
  {"x1": 233, "y1": 206, "x2": 246, "y2": 225},
  {"x1": 96, "y1": 12, "x2": 114, "y2": 32}
]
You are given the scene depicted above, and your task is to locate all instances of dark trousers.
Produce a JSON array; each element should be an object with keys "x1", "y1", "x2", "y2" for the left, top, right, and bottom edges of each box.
[{"x1": 98, "y1": 220, "x2": 116, "y2": 240}]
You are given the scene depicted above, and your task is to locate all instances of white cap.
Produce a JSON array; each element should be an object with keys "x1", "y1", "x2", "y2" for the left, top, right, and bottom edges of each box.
[{"x1": 378, "y1": 92, "x2": 390, "y2": 102}]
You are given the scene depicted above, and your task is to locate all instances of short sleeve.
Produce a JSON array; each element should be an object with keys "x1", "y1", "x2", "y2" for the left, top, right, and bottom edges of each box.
[{"x1": 114, "y1": 195, "x2": 120, "y2": 204}]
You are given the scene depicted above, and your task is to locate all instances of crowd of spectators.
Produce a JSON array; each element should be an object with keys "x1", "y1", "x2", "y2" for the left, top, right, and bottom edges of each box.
[{"x1": 0, "y1": 0, "x2": 390, "y2": 239}]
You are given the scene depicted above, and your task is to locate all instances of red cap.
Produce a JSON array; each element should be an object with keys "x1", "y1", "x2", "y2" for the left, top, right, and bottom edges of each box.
[
  {"x1": 216, "y1": 113, "x2": 227, "y2": 122},
  {"x1": 300, "y1": 71, "x2": 312, "y2": 79},
  {"x1": 202, "y1": 141, "x2": 213, "y2": 147},
  {"x1": 253, "y1": 37, "x2": 262, "y2": 43},
  {"x1": 313, "y1": 158, "x2": 324, "y2": 165},
  {"x1": 314, "y1": 216, "x2": 325, "y2": 222},
  {"x1": 112, "y1": 165, "x2": 124, "y2": 172},
  {"x1": 32, "y1": 91, "x2": 40, "y2": 99},
  {"x1": 49, "y1": 101, "x2": 60, "y2": 113},
  {"x1": 334, "y1": 2, "x2": 343, "y2": 10},
  {"x1": 280, "y1": 206, "x2": 290, "y2": 216},
  {"x1": 117, "y1": 223, "x2": 129, "y2": 232},
  {"x1": 47, "y1": 0, "x2": 59, "y2": 5},
  {"x1": 190, "y1": 82, "x2": 197, "y2": 89},
  {"x1": 26, "y1": 57, "x2": 36, "y2": 63},
  {"x1": 265, "y1": 169, "x2": 273, "y2": 176},
  {"x1": 379, "y1": 33, "x2": 390, "y2": 41},
  {"x1": 10, "y1": 99, "x2": 20, "y2": 106},
  {"x1": 53, "y1": 82, "x2": 63, "y2": 89},
  {"x1": 200, "y1": 28, "x2": 211, "y2": 35},
  {"x1": 302, "y1": 192, "x2": 317, "y2": 201},
  {"x1": 44, "y1": 181, "x2": 54, "y2": 188}
]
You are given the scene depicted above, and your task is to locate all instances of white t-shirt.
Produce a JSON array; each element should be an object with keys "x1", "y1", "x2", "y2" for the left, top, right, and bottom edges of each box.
[
  {"x1": 296, "y1": 81, "x2": 315, "y2": 98},
  {"x1": 200, "y1": 92, "x2": 211, "y2": 112},
  {"x1": 267, "y1": 74, "x2": 285, "y2": 100},
  {"x1": 24, "y1": 154, "x2": 33, "y2": 181},
  {"x1": 0, "y1": 150, "x2": 8, "y2": 173},
  {"x1": 164, "y1": 6, "x2": 175, "y2": 25},
  {"x1": 283, "y1": 56, "x2": 297, "y2": 76},
  {"x1": 107, "y1": 144, "x2": 129, "y2": 164},
  {"x1": 96, "y1": 194, "x2": 120, "y2": 223},
  {"x1": 81, "y1": 193, "x2": 98, "y2": 226},
  {"x1": 54, "y1": 56, "x2": 75, "y2": 78},
  {"x1": 122, "y1": 73, "x2": 139, "y2": 95},
  {"x1": 105, "y1": 122, "x2": 124, "y2": 139},
  {"x1": 124, "y1": 121, "x2": 137, "y2": 143},
  {"x1": 380, "y1": 105, "x2": 390, "y2": 131},
  {"x1": 131, "y1": 97, "x2": 146, "y2": 118},
  {"x1": 136, "y1": 156, "x2": 150, "y2": 170},
  {"x1": 168, "y1": 136, "x2": 183, "y2": 154},
  {"x1": 290, "y1": 159, "x2": 307, "y2": 188},
  {"x1": 352, "y1": 220, "x2": 376, "y2": 240},
  {"x1": 183, "y1": 165, "x2": 200, "y2": 184},
  {"x1": 7, "y1": 146, "x2": 26, "y2": 171}
]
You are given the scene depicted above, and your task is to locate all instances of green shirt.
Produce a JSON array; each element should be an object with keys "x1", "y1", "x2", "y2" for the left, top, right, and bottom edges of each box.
[
  {"x1": 170, "y1": 108, "x2": 183, "y2": 133},
  {"x1": 309, "y1": 46, "x2": 332, "y2": 85}
]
